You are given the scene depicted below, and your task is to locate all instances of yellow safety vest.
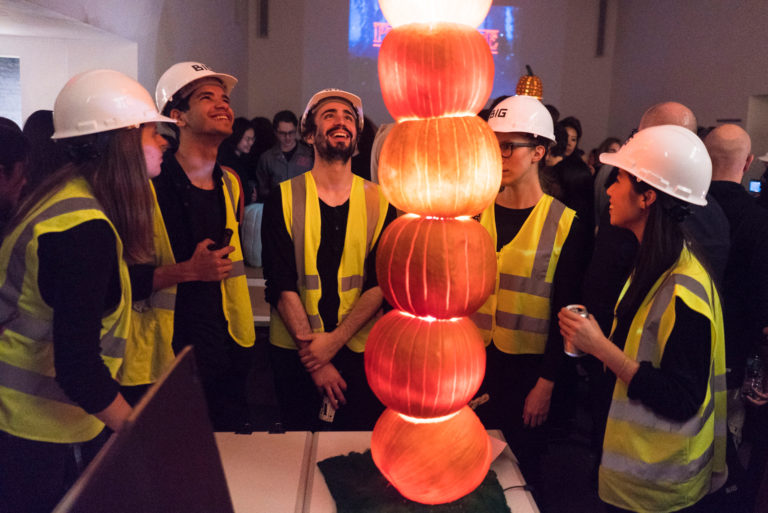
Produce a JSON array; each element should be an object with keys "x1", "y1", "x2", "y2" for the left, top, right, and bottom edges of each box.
[
  {"x1": 0, "y1": 177, "x2": 131, "y2": 443},
  {"x1": 120, "y1": 169, "x2": 255, "y2": 386},
  {"x1": 270, "y1": 172, "x2": 388, "y2": 353},
  {"x1": 600, "y1": 247, "x2": 727, "y2": 513},
  {"x1": 471, "y1": 194, "x2": 575, "y2": 354}
]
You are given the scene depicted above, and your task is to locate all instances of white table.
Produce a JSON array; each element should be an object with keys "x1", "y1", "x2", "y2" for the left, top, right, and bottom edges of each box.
[
  {"x1": 215, "y1": 431, "x2": 312, "y2": 513},
  {"x1": 303, "y1": 430, "x2": 539, "y2": 513}
]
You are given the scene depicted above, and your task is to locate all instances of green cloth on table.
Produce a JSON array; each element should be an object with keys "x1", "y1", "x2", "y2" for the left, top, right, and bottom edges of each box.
[{"x1": 317, "y1": 450, "x2": 511, "y2": 513}]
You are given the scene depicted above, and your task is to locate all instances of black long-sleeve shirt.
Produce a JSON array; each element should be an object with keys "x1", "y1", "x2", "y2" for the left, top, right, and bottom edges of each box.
[
  {"x1": 493, "y1": 201, "x2": 593, "y2": 381},
  {"x1": 709, "y1": 180, "x2": 768, "y2": 387},
  {"x1": 37, "y1": 220, "x2": 121, "y2": 414},
  {"x1": 261, "y1": 185, "x2": 396, "y2": 332},
  {"x1": 614, "y1": 297, "x2": 711, "y2": 421}
]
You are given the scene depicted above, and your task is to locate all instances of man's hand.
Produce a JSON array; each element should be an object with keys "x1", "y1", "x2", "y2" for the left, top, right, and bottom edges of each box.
[
  {"x1": 523, "y1": 378, "x2": 554, "y2": 428},
  {"x1": 298, "y1": 332, "x2": 343, "y2": 372},
  {"x1": 311, "y1": 364, "x2": 347, "y2": 409},
  {"x1": 185, "y1": 239, "x2": 234, "y2": 281}
]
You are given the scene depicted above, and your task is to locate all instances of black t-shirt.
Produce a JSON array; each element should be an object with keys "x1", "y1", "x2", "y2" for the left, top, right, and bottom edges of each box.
[
  {"x1": 152, "y1": 154, "x2": 231, "y2": 347},
  {"x1": 282, "y1": 146, "x2": 297, "y2": 163},
  {"x1": 37, "y1": 220, "x2": 120, "y2": 414},
  {"x1": 492, "y1": 200, "x2": 593, "y2": 381},
  {"x1": 262, "y1": 184, "x2": 396, "y2": 333},
  {"x1": 612, "y1": 296, "x2": 711, "y2": 421}
]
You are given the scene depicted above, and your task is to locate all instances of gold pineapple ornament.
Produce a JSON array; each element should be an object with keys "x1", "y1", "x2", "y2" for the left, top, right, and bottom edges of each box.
[{"x1": 516, "y1": 64, "x2": 543, "y2": 99}]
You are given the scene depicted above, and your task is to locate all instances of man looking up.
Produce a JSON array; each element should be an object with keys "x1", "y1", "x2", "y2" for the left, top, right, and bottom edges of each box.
[
  {"x1": 124, "y1": 62, "x2": 255, "y2": 430},
  {"x1": 255, "y1": 110, "x2": 313, "y2": 202},
  {"x1": 262, "y1": 89, "x2": 394, "y2": 431}
]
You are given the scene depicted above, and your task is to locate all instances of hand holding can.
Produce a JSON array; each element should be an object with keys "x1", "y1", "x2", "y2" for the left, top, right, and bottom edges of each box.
[{"x1": 563, "y1": 304, "x2": 588, "y2": 357}]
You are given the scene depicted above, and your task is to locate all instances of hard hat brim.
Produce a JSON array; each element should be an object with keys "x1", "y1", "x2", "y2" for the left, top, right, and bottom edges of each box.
[
  {"x1": 52, "y1": 112, "x2": 177, "y2": 140},
  {"x1": 599, "y1": 151, "x2": 708, "y2": 207}
]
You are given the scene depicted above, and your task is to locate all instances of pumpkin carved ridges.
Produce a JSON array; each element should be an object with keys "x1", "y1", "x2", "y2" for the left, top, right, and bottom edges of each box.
[
  {"x1": 379, "y1": 116, "x2": 501, "y2": 217},
  {"x1": 365, "y1": 311, "x2": 486, "y2": 417},
  {"x1": 370, "y1": 406, "x2": 492, "y2": 504},
  {"x1": 376, "y1": 215, "x2": 495, "y2": 318},
  {"x1": 378, "y1": 22, "x2": 494, "y2": 120}
]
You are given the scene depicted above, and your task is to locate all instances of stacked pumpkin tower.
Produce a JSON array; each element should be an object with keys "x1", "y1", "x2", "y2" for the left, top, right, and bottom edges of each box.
[{"x1": 363, "y1": 0, "x2": 502, "y2": 505}]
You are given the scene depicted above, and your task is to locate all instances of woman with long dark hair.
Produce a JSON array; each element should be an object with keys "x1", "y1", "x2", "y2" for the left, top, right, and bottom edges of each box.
[
  {"x1": 0, "y1": 69, "x2": 174, "y2": 513},
  {"x1": 218, "y1": 116, "x2": 256, "y2": 204},
  {"x1": 559, "y1": 125, "x2": 727, "y2": 512}
]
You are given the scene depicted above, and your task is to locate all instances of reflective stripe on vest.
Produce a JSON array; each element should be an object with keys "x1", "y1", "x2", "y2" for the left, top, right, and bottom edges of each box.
[
  {"x1": 270, "y1": 172, "x2": 388, "y2": 353},
  {"x1": 471, "y1": 195, "x2": 575, "y2": 354},
  {"x1": 0, "y1": 177, "x2": 131, "y2": 443},
  {"x1": 120, "y1": 169, "x2": 255, "y2": 386},
  {"x1": 0, "y1": 198, "x2": 101, "y2": 324},
  {"x1": 599, "y1": 248, "x2": 727, "y2": 512}
]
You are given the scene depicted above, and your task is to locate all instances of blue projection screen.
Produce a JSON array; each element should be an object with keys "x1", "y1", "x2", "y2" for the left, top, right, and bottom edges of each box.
[{"x1": 348, "y1": 1, "x2": 518, "y2": 109}]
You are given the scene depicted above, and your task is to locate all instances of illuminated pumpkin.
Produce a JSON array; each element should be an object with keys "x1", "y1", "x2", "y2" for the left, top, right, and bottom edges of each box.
[
  {"x1": 371, "y1": 406, "x2": 492, "y2": 504},
  {"x1": 379, "y1": 0, "x2": 492, "y2": 28},
  {"x1": 378, "y1": 116, "x2": 501, "y2": 217},
  {"x1": 379, "y1": 23, "x2": 493, "y2": 120},
  {"x1": 376, "y1": 215, "x2": 495, "y2": 318},
  {"x1": 516, "y1": 64, "x2": 543, "y2": 100},
  {"x1": 365, "y1": 311, "x2": 485, "y2": 418}
]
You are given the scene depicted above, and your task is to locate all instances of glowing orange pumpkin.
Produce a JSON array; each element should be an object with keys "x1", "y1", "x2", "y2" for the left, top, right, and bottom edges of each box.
[
  {"x1": 378, "y1": 116, "x2": 501, "y2": 217},
  {"x1": 365, "y1": 311, "x2": 485, "y2": 418},
  {"x1": 379, "y1": 23, "x2": 494, "y2": 121},
  {"x1": 371, "y1": 406, "x2": 492, "y2": 504},
  {"x1": 379, "y1": 0, "x2": 492, "y2": 28},
  {"x1": 376, "y1": 215, "x2": 495, "y2": 318}
]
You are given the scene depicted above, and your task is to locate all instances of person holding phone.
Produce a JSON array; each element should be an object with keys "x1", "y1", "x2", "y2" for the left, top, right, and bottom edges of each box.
[
  {"x1": 122, "y1": 62, "x2": 255, "y2": 431},
  {"x1": 559, "y1": 125, "x2": 727, "y2": 512},
  {"x1": 0, "y1": 70, "x2": 174, "y2": 513}
]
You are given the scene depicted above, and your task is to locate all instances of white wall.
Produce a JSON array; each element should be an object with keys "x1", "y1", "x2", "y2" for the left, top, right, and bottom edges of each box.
[
  {"x1": 247, "y1": 0, "x2": 307, "y2": 119},
  {"x1": 608, "y1": 0, "x2": 768, "y2": 179},
  {"x1": 0, "y1": 1, "x2": 137, "y2": 122},
  {"x1": 27, "y1": 0, "x2": 251, "y2": 118}
]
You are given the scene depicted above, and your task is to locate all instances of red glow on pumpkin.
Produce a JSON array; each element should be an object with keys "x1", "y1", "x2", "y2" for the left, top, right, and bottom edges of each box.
[
  {"x1": 371, "y1": 406, "x2": 492, "y2": 504},
  {"x1": 365, "y1": 311, "x2": 486, "y2": 418},
  {"x1": 378, "y1": 116, "x2": 501, "y2": 217},
  {"x1": 378, "y1": 23, "x2": 494, "y2": 121},
  {"x1": 376, "y1": 215, "x2": 496, "y2": 318}
]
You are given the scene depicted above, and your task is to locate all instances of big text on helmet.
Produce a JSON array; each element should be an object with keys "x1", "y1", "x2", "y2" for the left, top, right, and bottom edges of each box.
[
  {"x1": 489, "y1": 108, "x2": 507, "y2": 119},
  {"x1": 191, "y1": 64, "x2": 211, "y2": 72}
]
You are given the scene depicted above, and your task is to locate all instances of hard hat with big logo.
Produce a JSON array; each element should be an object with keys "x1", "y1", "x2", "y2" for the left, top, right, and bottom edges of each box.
[
  {"x1": 52, "y1": 69, "x2": 175, "y2": 140},
  {"x1": 300, "y1": 88, "x2": 364, "y2": 134},
  {"x1": 600, "y1": 124, "x2": 711, "y2": 206},
  {"x1": 486, "y1": 95, "x2": 555, "y2": 142},
  {"x1": 155, "y1": 61, "x2": 238, "y2": 115}
]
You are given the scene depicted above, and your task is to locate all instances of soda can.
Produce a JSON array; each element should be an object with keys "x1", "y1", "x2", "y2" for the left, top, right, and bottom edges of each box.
[{"x1": 564, "y1": 304, "x2": 588, "y2": 357}]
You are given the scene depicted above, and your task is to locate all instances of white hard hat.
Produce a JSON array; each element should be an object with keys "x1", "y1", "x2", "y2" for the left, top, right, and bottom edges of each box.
[
  {"x1": 155, "y1": 61, "x2": 237, "y2": 115},
  {"x1": 600, "y1": 124, "x2": 711, "y2": 206},
  {"x1": 52, "y1": 69, "x2": 176, "y2": 140},
  {"x1": 486, "y1": 95, "x2": 555, "y2": 142},
  {"x1": 300, "y1": 88, "x2": 364, "y2": 135}
]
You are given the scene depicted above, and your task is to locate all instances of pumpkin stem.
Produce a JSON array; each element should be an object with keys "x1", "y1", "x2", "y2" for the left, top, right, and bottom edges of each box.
[{"x1": 526, "y1": 64, "x2": 534, "y2": 76}]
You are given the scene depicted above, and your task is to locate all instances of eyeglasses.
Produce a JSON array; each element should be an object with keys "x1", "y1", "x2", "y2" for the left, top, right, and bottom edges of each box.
[
  {"x1": 276, "y1": 130, "x2": 295, "y2": 137},
  {"x1": 498, "y1": 141, "x2": 538, "y2": 158}
]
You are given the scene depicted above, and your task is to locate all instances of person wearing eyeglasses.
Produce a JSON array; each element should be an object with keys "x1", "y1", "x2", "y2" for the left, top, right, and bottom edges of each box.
[
  {"x1": 254, "y1": 110, "x2": 314, "y2": 203},
  {"x1": 471, "y1": 95, "x2": 592, "y2": 492}
]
